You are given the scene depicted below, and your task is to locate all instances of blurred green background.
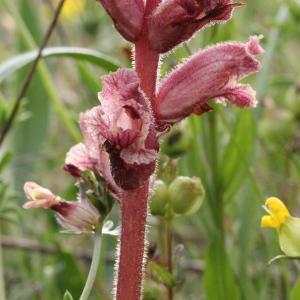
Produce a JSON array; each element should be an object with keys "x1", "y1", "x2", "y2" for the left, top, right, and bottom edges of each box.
[{"x1": 1, "y1": 0, "x2": 300, "y2": 299}]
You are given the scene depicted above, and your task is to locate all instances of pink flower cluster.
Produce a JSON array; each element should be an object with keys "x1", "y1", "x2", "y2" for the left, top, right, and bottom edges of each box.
[
  {"x1": 22, "y1": 1, "x2": 264, "y2": 299},
  {"x1": 62, "y1": 0, "x2": 264, "y2": 192},
  {"x1": 23, "y1": 0, "x2": 263, "y2": 236}
]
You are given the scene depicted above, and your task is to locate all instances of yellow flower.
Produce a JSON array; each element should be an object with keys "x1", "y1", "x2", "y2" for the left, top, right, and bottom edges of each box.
[
  {"x1": 261, "y1": 197, "x2": 300, "y2": 257},
  {"x1": 54, "y1": 0, "x2": 85, "y2": 19},
  {"x1": 261, "y1": 197, "x2": 290, "y2": 228}
]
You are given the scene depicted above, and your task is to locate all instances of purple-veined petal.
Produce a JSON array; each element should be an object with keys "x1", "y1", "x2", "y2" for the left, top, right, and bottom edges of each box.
[
  {"x1": 80, "y1": 68, "x2": 158, "y2": 190},
  {"x1": 156, "y1": 36, "x2": 264, "y2": 123},
  {"x1": 148, "y1": 0, "x2": 240, "y2": 53}
]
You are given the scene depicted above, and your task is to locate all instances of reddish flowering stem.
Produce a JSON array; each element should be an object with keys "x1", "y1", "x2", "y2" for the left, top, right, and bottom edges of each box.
[
  {"x1": 116, "y1": 181, "x2": 149, "y2": 300},
  {"x1": 116, "y1": 2, "x2": 161, "y2": 299},
  {"x1": 134, "y1": 38, "x2": 159, "y2": 102},
  {"x1": 134, "y1": 0, "x2": 161, "y2": 102}
]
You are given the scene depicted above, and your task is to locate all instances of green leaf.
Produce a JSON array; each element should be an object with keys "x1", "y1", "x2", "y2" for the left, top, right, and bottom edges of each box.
[
  {"x1": 2, "y1": 0, "x2": 80, "y2": 143},
  {"x1": 220, "y1": 110, "x2": 256, "y2": 201},
  {"x1": 56, "y1": 251, "x2": 84, "y2": 298},
  {"x1": 12, "y1": 0, "x2": 50, "y2": 193},
  {"x1": 0, "y1": 152, "x2": 13, "y2": 172},
  {"x1": 63, "y1": 290, "x2": 74, "y2": 300},
  {"x1": 0, "y1": 47, "x2": 120, "y2": 83},
  {"x1": 203, "y1": 235, "x2": 240, "y2": 300},
  {"x1": 77, "y1": 62, "x2": 101, "y2": 97},
  {"x1": 148, "y1": 262, "x2": 177, "y2": 287},
  {"x1": 290, "y1": 279, "x2": 300, "y2": 300}
]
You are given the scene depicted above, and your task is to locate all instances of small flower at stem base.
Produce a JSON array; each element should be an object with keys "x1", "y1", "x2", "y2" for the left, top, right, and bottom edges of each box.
[{"x1": 23, "y1": 182, "x2": 101, "y2": 234}]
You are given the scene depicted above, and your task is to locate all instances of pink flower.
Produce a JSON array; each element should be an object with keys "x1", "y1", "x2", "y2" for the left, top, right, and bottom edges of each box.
[
  {"x1": 23, "y1": 182, "x2": 101, "y2": 233},
  {"x1": 23, "y1": 182, "x2": 59, "y2": 209},
  {"x1": 80, "y1": 69, "x2": 158, "y2": 190},
  {"x1": 155, "y1": 36, "x2": 264, "y2": 124},
  {"x1": 148, "y1": 0, "x2": 241, "y2": 53},
  {"x1": 97, "y1": 0, "x2": 145, "y2": 42},
  {"x1": 64, "y1": 143, "x2": 97, "y2": 177}
]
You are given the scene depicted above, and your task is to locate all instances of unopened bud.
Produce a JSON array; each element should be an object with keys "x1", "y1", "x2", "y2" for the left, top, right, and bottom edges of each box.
[
  {"x1": 169, "y1": 176, "x2": 204, "y2": 215},
  {"x1": 150, "y1": 180, "x2": 169, "y2": 216},
  {"x1": 97, "y1": 0, "x2": 144, "y2": 42}
]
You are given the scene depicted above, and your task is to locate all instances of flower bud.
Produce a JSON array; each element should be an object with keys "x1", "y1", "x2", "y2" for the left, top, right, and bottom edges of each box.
[
  {"x1": 97, "y1": 0, "x2": 144, "y2": 42},
  {"x1": 23, "y1": 182, "x2": 101, "y2": 233},
  {"x1": 150, "y1": 180, "x2": 169, "y2": 216},
  {"x1": 169, "y1": 176, "x2": 204, "y2": 215}
]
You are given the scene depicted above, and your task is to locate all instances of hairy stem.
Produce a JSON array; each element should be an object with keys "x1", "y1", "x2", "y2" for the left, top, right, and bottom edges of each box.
[
  {"x1": 80, "y1": 230, "x2": 103, "y2": 300},
  {"x1": 115, "y1": 2, "x2": 161, "y2": 299},
  {"x1": 134, "y1": 0, "x2": 161, "y2": 102},
  {"x1": 116, "y1": 182, "x2": 149, "y2": 300},
  {"x1": 134, "y1": 38, "x2": 159, "y2": 102}
]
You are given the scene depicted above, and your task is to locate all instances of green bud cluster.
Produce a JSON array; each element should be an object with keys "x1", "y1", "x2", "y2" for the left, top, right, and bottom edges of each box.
[{"x1": 150, "y1": 176, "x2": 205, "y2": 218}]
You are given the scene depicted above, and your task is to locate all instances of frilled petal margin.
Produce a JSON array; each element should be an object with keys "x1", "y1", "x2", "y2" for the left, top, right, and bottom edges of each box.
[
  {"x1": 80, "y1": 68, "x2": 158, "y2": 190},
  {"x1": 156, "y1": 36, "x2": 264, "y2": 124}
]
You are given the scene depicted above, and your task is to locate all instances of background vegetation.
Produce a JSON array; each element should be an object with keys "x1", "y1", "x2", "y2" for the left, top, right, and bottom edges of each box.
[{"x1": 1, "y1": 0, "x2": 300, "y2": 299}]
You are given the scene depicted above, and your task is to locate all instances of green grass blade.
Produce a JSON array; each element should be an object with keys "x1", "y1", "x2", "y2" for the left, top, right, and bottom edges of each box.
[
  {"x1": 1, "y1": 0, "x2": 81, "y2": 142},
  {"x1": 0, "y1": 47, "x2": 120, "y2": 83}
]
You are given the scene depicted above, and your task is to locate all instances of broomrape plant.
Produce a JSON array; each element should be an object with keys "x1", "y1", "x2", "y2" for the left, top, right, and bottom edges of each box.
[{"x1": 23, "y1": 0, "x2": 264, "y2": 299}]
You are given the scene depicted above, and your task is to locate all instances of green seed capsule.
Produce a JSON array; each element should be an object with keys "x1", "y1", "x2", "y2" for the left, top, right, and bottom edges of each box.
[
  {"x1": 150, "y1": 180, "x2": 169, "y2": 217},
  {"x1": 169, "y1": 176, "x2": 204, "y2": 216}
]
